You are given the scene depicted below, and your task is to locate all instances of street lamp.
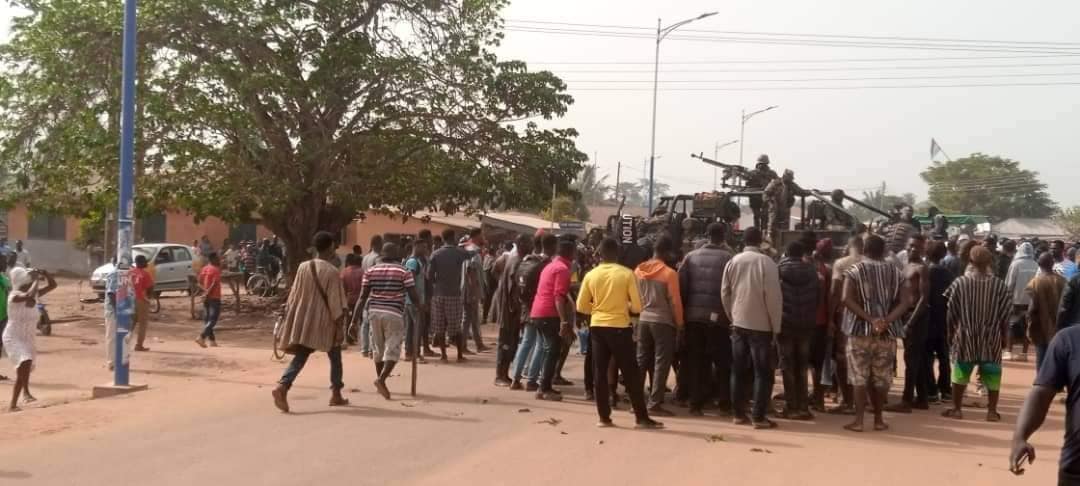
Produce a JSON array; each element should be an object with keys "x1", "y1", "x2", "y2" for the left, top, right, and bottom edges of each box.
[
  {"x1": 712, "y1": 139, "x2": 739, "y2": 190},
  {"x1": 738, "y1": 105, "x2": 779, "y2": 168},
  {"x1": 647, "y1": 12, "x2": 718, "y2": 214}
]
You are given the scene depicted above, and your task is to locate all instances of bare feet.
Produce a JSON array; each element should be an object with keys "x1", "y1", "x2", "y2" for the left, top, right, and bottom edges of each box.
[
  {"x1": 23, "y1": 395, "x2": 36, "y2": 404},
  {"x1": 194, "y1": 337, "x2": 207, "y2": 348},
  {"x1": 942, "y1": 408, "x2": 964, "y2": 420},
  {"x1": 8, "y1": 406, "x2": 21, "y2": 413},
  {"x1": 374, "y1": 379, "x2": 391, "y2": 400}
]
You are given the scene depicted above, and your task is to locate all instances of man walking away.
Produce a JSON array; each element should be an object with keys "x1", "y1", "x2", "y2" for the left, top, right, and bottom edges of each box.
[
  {"x1": 359, "y1": 243, "x2": 421, "y2": 400},
  {"x1": 634, "y1": 235, "x2": 684, "y2": 417},
  {"x1": 722, "y1": 227, "x2": 783, "y2": 429},
  {"x1": 777, "y1": 240, "x2": 819, "y2": 420},
  {"x1": 1009, "y1": 324, "x2": 1080, "y2": 484},
  {"x1": 941, "y1": 246, "x2": 1012, "y2": 422},
  {"x1": 358, "y1": 234, "x2": 384, "y2": 357},
  {"x1": 460, "y1": 230, "x2": 488, "y2": 353},
  {"x1": 1026, "y1": 252, "x2": 1067, "y2": 371},
  {"x1": 529, "y1": 235, "x2": 576, "y2": 401},
  {"x1": 492, "y1": 235, "x2": 533, "y2": 386},
  {"x1": 341, "y1": 255, "x2": 365, "y2": 346},
  {"x1": 1005, "y1": 242, "x2": 1039, "y2": 361},
  {"x1": 272, "y1": 232, "x2": 349, "y2": 412},
  {"x1": 678, "y1": 223, "x2": 734, "y2": 416},
  {"x1": 829, "y1": 236, "x2": 864, "y2": 414},
  {"x1": 130, "y1": 255, "x2": 155, "y2": 352},
  {"x1": 925, "y1": 241, "x2": 956, "y2": 403},
  {"x1": 427, "y1": 229, "x2": 472, "y2": 362},
  {"x1": 1058, "y1": 269, "x2": 1080, "y2": 331},
  {"x1": 840, "y1": 234, "x2": 911, "y2": 432},
  {"x1": 577, "y1": 238, "x2": 662, "y2": 429},
  {"x1": 195, "y1": 252, "x2": 223, "y2": 348}
]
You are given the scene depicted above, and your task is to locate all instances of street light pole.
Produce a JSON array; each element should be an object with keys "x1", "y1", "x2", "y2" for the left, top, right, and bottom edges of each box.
[
  {"x1": 647, "y1": 12, "x2": 718, "y2": 214},
  {"x1": 713, "y1": 139, "x2": 739, "y2": 190},
  {"x1": 113, "y1": 0, "x2": 139, "y2": 387},
  {"x1": 738, "y1": 105, "x2": 779, "y2": 168}
]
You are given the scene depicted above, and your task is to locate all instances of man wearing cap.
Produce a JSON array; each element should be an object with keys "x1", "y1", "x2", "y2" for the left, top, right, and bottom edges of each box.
[{"x1": 763, "y1": 169, "x2": 806, "y2": 246}]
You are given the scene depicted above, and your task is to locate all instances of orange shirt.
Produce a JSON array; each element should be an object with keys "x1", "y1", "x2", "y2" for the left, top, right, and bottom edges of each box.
[
  {"x1": 130, "y1": 267, "x2": 155, "y2": 301},
  {"x1": 199, "y1": 264, "x2": 223, "y2": 300}
]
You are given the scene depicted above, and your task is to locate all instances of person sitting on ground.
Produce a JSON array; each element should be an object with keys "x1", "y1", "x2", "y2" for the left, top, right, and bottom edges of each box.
[{"x1": 941, "y1": 246, "x2": 1012, "y2": 422}]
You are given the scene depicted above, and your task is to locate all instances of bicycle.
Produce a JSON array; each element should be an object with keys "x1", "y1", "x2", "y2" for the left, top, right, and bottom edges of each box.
[{"x1": 271, "y1": 306, "x2": 286, "y2": 360}]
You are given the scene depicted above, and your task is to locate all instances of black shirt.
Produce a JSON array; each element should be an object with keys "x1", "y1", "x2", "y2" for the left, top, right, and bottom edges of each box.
[
  {"x1": 1035, "y1": 326, "x2": 1080, "y2": 477},
  {"x1": 927, "y1": 264, "x2": 955, "y2": 338}
]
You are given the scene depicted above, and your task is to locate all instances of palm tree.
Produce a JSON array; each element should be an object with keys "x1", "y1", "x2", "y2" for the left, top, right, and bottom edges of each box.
[{"x1": 572, "y1": 165, "x2": 611, "y2": 205}]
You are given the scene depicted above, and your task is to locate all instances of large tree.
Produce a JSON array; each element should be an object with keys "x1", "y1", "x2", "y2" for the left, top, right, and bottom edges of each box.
[
  {"x1": 1057, "y1": 206, "x2": 1080, "y2": 241},
  {"x1": 0, "y1": 0, "x2": 586, "y2": 270},
  {"x1": 921, "y1": 153, "x2": 1057, "y2": 221}
]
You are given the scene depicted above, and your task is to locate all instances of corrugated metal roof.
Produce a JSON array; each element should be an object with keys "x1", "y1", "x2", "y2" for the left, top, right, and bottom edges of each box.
[{"x1": 992, "y1": 218, "x2": 1067, "y2": 239}]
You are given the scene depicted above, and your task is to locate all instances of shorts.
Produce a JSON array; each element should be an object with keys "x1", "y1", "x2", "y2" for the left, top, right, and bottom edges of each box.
[
  {"x1": 845, "y1": 335, "x2": 897, "y2": 389},
  {"x1": 952, "y1": 361, "x2": 1002, "y2": 391},
  {"x1": 1009, "y1": 305, "x2": 1029, "y2": 340},
  {"x1": 369, "y1": 311, "x2": 405, "y2": 363},
  {"x1": 429, "y1": 295, "x2": 463, "y2": 339}
]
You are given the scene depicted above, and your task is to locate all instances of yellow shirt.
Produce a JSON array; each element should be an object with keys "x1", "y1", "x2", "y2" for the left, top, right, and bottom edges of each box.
[{"x1": 576, "y1": 262, "x2": 642, "y2": 328}]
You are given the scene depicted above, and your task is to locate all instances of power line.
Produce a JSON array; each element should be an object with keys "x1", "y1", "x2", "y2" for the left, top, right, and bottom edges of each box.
[
  {"x1": 506, "y1": 19, "x2": 1080, "y2": 48},
  {"x1": 565, "y1": 81, "x2": 1080, "y2": 92},
  {"x1": 544, "y1": 62, "x2": 1080, "y2": 73},
  {"x1": 504, "y1": 27, "x2": 1080, "y2": 55},
  {"x1": 526, "y1": 54, "x2": 1080, "y2": 65},
  {"x1": 562, "y1": 72, "x2": 1080, "y2": 83}
]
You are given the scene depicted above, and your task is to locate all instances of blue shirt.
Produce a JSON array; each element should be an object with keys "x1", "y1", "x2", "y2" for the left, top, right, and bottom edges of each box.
[{"x1": 405, "y1": 256, "x2": 426, "y2": 305}]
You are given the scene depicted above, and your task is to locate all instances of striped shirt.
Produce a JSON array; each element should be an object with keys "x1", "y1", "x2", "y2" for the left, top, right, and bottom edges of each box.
[
  {"x1": 944, "y1": 274, "x2": 1011, "y2": 363},
  {"x1": 842, "y1": 259, "x2": 905, "y2": 337},
  {"x1": 361, "y1": 262, "x2": 416, "y2": 317}
]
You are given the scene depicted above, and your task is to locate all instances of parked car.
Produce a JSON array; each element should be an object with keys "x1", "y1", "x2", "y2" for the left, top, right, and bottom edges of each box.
[{"x1": 90, "y1": 244, "x2": 197, "y2": 299}]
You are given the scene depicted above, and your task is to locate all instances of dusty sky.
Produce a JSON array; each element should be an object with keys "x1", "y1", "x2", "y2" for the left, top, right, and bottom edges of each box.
[
  {"x1": 497, "y1": 0, "x2": 1080, "y2": 207},
  {"x1": 0, "y1": 1, "x2": 1076, "y2": 207}
]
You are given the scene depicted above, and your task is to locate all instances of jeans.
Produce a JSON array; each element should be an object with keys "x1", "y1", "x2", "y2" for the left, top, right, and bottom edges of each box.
[
  {"x1": 636, "y1": 321, "x2": 677, "y2": 407},
  {"x1": 404, "y1": 304, "x2": 426, "y2": 356},
  {"x1": 902, "y1": 330, "x2": 929, "y2": 404},
  {"x1": 535, "y1": 317, "x2": 561, "y2": 392},
  {"x1": 925, "y1": 334, "x2": 951, "y2": 396},
  {"x1": 686, "y1": 322, "x2": 732, "y2": 410},
  {"x1": 1036, "y1": 343, "x2": 1050, "y2": 371},
  {"x1": 201, "y1": 299, "x2": 221, "y2": 340},
  {"x1": 731, "y1": 327, "x2": 775, "y2": 421},
  {"x1": 495, "y1": 317, "x2": 522, "y2": 380},
  {"x1": 591, "y1": 326, "x2": 649, "y2": 422},
  {"x1": 779, "y1": 333, "x2": 811, "y2": 414},
  {"x1": 278, "y1": 345, "x2": 344, "y2": 390},
  {"x1": 512, "y1": 322, "x2": 544, "y2": 383}
]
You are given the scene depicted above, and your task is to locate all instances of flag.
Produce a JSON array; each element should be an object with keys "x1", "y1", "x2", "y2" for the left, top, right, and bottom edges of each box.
[{"x1": 930, "y1": 138, "x2": 943, "y2": 160}]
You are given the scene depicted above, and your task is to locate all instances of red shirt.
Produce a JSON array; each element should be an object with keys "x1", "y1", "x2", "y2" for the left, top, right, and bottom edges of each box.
[
  {"x1": 530, "y1": 255, "x2": 571, "y2": 319},
  {"x1": 130, "y1": 267, "x2": 154, "y2": 301},
  {"x1": 340, "y1": 266, "x2": 365, "y2": 306},
  {"x1": 200, "y1": 264, "x2": 223, "y2": 300}
]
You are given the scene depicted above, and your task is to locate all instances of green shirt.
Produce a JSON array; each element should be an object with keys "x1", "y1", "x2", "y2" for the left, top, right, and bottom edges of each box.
[{"x1": 0, "y1": 274, "x2": 10, "y2": 321}]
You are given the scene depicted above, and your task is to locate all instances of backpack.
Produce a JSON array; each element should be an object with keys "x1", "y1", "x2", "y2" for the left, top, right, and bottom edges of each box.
[{"x1": 516, "y1": 254, "x2": 551, "y2": 310}]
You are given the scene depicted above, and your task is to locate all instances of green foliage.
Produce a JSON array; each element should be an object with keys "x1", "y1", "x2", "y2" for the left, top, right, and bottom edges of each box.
[
  {"x1": 612, "y1": 181, "x2": 643, "y2": 207},
  {"x1": 0, "y1": 0, "x2": 586, "y2": 267},
  {"x1": 541, "y1": 195, "x2": 587, "y2": 222},
  {"x1": 921, "y1": 153, "x2": 1057, "y2": 221},
  {"x1": 572, "y1": 165, "x2": 610, "y2": 206},
  {"x1": 1057, "y1": 206, "x2": 1080, "y2": 241}
]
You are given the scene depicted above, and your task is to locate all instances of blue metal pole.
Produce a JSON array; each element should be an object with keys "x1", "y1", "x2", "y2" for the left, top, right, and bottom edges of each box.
[{"x1": 114, "y1": 0, "x2": 139, "y2": 386}]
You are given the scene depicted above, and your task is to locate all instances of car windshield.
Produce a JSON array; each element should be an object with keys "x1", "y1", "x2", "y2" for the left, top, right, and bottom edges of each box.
[{"x1": 133, "y1": 247, "x2": 153, "y2": 260}]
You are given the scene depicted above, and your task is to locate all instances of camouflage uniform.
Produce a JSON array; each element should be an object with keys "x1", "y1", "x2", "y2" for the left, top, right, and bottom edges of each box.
[{"x1": 763, "y1": 173, "x2": 804, "y2": 245}]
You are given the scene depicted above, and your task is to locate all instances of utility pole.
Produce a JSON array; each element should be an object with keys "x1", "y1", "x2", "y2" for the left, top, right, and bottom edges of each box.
[
  {"x1": 615, "y1": 161, "x2": 621, "y2": 200},
  {"x1": 713, "y1": 142, "x2": 720, "y2": 191}
]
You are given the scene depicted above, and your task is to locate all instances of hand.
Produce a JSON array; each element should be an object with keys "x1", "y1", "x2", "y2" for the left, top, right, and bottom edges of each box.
[
  {"x1": 559, "y1": 322, "x2": 573, "y2": 338},
  {"x1": 872, "y1": 319, "x2": 888, "y2": 335},
  {"x1": 1009, "y1": 439, "x2": 1035, "y2": 475}
]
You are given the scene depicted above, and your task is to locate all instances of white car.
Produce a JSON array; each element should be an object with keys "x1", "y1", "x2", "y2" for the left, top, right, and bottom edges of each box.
[{"x1": 90, "y1": 243, "x2": 197, "y2": 298}]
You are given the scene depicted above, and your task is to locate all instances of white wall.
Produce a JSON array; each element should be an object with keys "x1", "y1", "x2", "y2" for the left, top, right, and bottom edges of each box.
[{"x1": 20, "y1": 239, "x2": 93, "y2": 276}]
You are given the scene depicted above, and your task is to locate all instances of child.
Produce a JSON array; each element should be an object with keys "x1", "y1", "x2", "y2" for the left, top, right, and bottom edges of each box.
[{"x1": 5, "y1": 267, "x2": 57, "y2": 411}]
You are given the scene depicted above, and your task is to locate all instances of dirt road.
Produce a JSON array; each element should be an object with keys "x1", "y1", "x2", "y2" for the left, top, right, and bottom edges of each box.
[{"x1": 0, "y1": 279, "x2": 1064, "y2": 485}]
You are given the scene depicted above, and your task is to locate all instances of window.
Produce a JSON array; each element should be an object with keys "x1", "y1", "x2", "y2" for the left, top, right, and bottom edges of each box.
[
  {"x1": 28, "y1": 213, "x2": 66, "y2": 240},
  {"x1": 140, "y1": 213, "x2": 166, "y2": 243},
  {"x1": 154, "y1": 248, "x2": 173, "y2": 264},
  {"x1": 229, "y1": 223, "x2": 257, "y2": 244},
  {"x1": 171, "y1": 247, "x2": 192, "y2": 262}
]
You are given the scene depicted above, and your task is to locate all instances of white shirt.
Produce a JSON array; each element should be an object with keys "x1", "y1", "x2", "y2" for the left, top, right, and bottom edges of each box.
[{"x1": 14, "y1": 249, "x2": 31, "y2": 268}]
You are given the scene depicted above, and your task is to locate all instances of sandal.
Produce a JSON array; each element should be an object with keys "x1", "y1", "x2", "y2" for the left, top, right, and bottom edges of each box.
[
  {"x1": 941, "y1": 408, "x2": 963, "y2": 420},
  {"x1": 986, "y1": 411, "x2": 1002, "y2": 422},
  {"x1": 843, "y1": 423, "x2": 864, "y2": 433}
]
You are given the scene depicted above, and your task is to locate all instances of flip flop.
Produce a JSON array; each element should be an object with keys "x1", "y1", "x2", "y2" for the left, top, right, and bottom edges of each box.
[
  {"x1": 987, "y1": 411, "x2": 1002, "y2": 422},
  {"x1": 843, "y1": 423, "x2": 864, "y2": 433}
]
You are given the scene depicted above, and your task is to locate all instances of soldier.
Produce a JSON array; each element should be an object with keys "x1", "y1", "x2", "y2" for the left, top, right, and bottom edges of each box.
[
  {"x1": 822, "y1": 189, "x2": 854, "y2": 230},
  {"x1": 747, "y1": 154, "x2": 779, "y2": 229},
  {"x1": 763, "y1": 169, "x2": 806, "y2": 246},
  {"x1": 886, "y1": 205, "x2": 918, "y2": 255}
]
